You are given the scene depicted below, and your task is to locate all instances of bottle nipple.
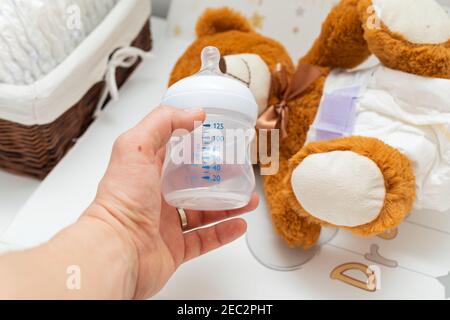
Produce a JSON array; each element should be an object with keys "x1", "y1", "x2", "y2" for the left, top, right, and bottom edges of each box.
[{"x1": 198, "y1": 46, "x2": 223, "y2": 76}]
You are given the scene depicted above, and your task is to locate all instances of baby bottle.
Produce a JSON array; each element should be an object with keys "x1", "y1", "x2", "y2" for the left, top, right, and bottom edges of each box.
[{"x1": 160, "y1": 46, "x2": 258, "y2": 211}]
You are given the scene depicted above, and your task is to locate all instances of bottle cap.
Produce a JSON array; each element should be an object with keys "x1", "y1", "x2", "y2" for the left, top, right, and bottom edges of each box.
[{"x1": 161, "y1": 46, "x2": 258, "y2": 123}]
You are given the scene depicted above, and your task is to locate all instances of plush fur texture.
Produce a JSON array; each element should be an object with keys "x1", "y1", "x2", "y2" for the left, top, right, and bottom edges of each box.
[
  {"x1": 262, "y1": 75, "x2": 328, "y2": 248},
  {"x1": 284, "y1": 137, "x2": 416, "y2": 236},
  {"x1": 301, "y1": 0, "x2": 371, "y2": 69},
  {"x1": 169, "y1": 1, "x2": 449, "y2": 249},
  {"x1": 169, "y1": 8, "x2": 294, "y2": 87},
  {"x1": 264, "y1": 0, "x2": 447, "y2": 247},
  {"x1": 358, "y1": 0, "x2": 450, "y2": 79},
  {"x1": 195, "y1": 7, "x2": 253, "y2": 37}
]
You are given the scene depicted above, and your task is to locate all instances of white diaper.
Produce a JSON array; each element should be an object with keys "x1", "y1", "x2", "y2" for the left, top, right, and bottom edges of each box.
[
  {"x1": 0, "y1": 0, "x2": 119, "y2": 85},
  {"x1": 307, "y1": 65, "x2": 450, "y2": 212}
]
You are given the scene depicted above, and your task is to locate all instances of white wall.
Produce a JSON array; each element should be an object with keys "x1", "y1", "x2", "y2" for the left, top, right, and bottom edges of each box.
[{"x1": 154, "y1": 0, "x2": 448, "y2": 18}]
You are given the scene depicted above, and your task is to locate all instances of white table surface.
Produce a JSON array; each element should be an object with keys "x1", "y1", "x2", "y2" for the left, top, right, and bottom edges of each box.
[
  {"x1": 1, "y1": 17, "x2": 449, "y2": 300},
  {"x1": 0, "y1": 171, "x2": 40, "y2": 237}
]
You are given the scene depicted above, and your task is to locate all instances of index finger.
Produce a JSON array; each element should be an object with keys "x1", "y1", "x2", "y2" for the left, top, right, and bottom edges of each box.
[{"x1": 131, "y1": 106, "x2": 205, "y2": 154}]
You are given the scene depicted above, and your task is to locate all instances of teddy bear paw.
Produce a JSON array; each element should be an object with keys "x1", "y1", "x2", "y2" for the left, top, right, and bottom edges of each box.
[{"x1": 290, "y1": 150, "x2": 386, "y2": 227}]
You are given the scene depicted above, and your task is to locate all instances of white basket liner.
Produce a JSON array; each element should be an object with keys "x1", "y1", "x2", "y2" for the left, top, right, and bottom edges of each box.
[{"x1": 0, "y1": 0, "x2": 151, "y2": 126}]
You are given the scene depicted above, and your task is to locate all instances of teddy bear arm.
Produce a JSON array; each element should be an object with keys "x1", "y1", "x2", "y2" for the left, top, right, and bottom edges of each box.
[
  {"x1": 263, "y1": 157, "x2": 321, "y2": 249},
  {"x1": 300, "y1": 0, "x2": 371, "y2": 69}
]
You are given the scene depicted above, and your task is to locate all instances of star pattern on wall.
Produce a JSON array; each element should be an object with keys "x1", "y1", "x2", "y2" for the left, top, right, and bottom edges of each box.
[
  {"x1": 250, "y1": 12, "x2": 265, "y2": 29},
  {"x1": 296, "y1": 6, "x2": 305, "y2": 17},
  {"x1": 246, "y1": 0, "x2": 264, "y2": 5},
  {"x1": 173, "y1": 25, "x2": 182, "y2": 37}
]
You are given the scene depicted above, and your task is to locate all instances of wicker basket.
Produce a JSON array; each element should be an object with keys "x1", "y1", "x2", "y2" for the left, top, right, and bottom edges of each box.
[{"x1": 0, "y1": 21, "x2": 152, "y2": 180}]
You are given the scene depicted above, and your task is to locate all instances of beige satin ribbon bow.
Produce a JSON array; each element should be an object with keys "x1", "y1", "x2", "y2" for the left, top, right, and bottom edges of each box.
[{"x1": 256, "y1": 63, "x2": 323, "y2": 140}]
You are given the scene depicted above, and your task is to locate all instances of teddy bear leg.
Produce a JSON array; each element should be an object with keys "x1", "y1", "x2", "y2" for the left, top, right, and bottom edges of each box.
[
  {"x1": 263, "y1": 155, "x2": 321, "y2": 249},
  {"x1": 285, "y1": 136, "x2": 416, "y2": 237},
  {"x1": 300, "y1": 0, "x2": 371, "y2": 69}
]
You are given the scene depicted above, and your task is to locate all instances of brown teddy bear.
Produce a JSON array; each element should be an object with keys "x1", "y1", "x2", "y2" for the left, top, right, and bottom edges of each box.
[
  {"x1": 169, "y1": 7, "x2": 295, "y2": 115},
  {"x1": 169, "y1": 1, "x2": 450, "y2": 249},
  {"x1": 264, "y1": 0, "x2": 450, "y2": 248}
]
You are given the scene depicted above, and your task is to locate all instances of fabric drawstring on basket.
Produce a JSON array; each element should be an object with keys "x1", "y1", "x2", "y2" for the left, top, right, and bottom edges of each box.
[{"x1": 95, "y1": 46, "x2": 153, "y2": 117}]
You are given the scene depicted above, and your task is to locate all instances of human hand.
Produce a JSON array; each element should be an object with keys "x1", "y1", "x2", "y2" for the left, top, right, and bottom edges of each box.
[{"x1": 83, "y1": 106, "x2": 259, "y2": 299}]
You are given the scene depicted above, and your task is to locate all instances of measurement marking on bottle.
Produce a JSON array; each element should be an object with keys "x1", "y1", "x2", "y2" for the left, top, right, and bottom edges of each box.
[
  {"x1": 189, "y1": 121, "x2": 226, "y2": 184},
  {"x1": 213, "y1": 123, "x2": 225, "y2": 129}
]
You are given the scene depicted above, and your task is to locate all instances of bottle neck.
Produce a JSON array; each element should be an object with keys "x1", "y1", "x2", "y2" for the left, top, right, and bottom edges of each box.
[{"x1": 202, "y1": 107, "x2": 255, "y2": 128}]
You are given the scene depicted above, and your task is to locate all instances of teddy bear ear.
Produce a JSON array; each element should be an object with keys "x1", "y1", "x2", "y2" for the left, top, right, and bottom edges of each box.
[{"x1": 196, "y1": 7, "x2": 253, "y2": 38}]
